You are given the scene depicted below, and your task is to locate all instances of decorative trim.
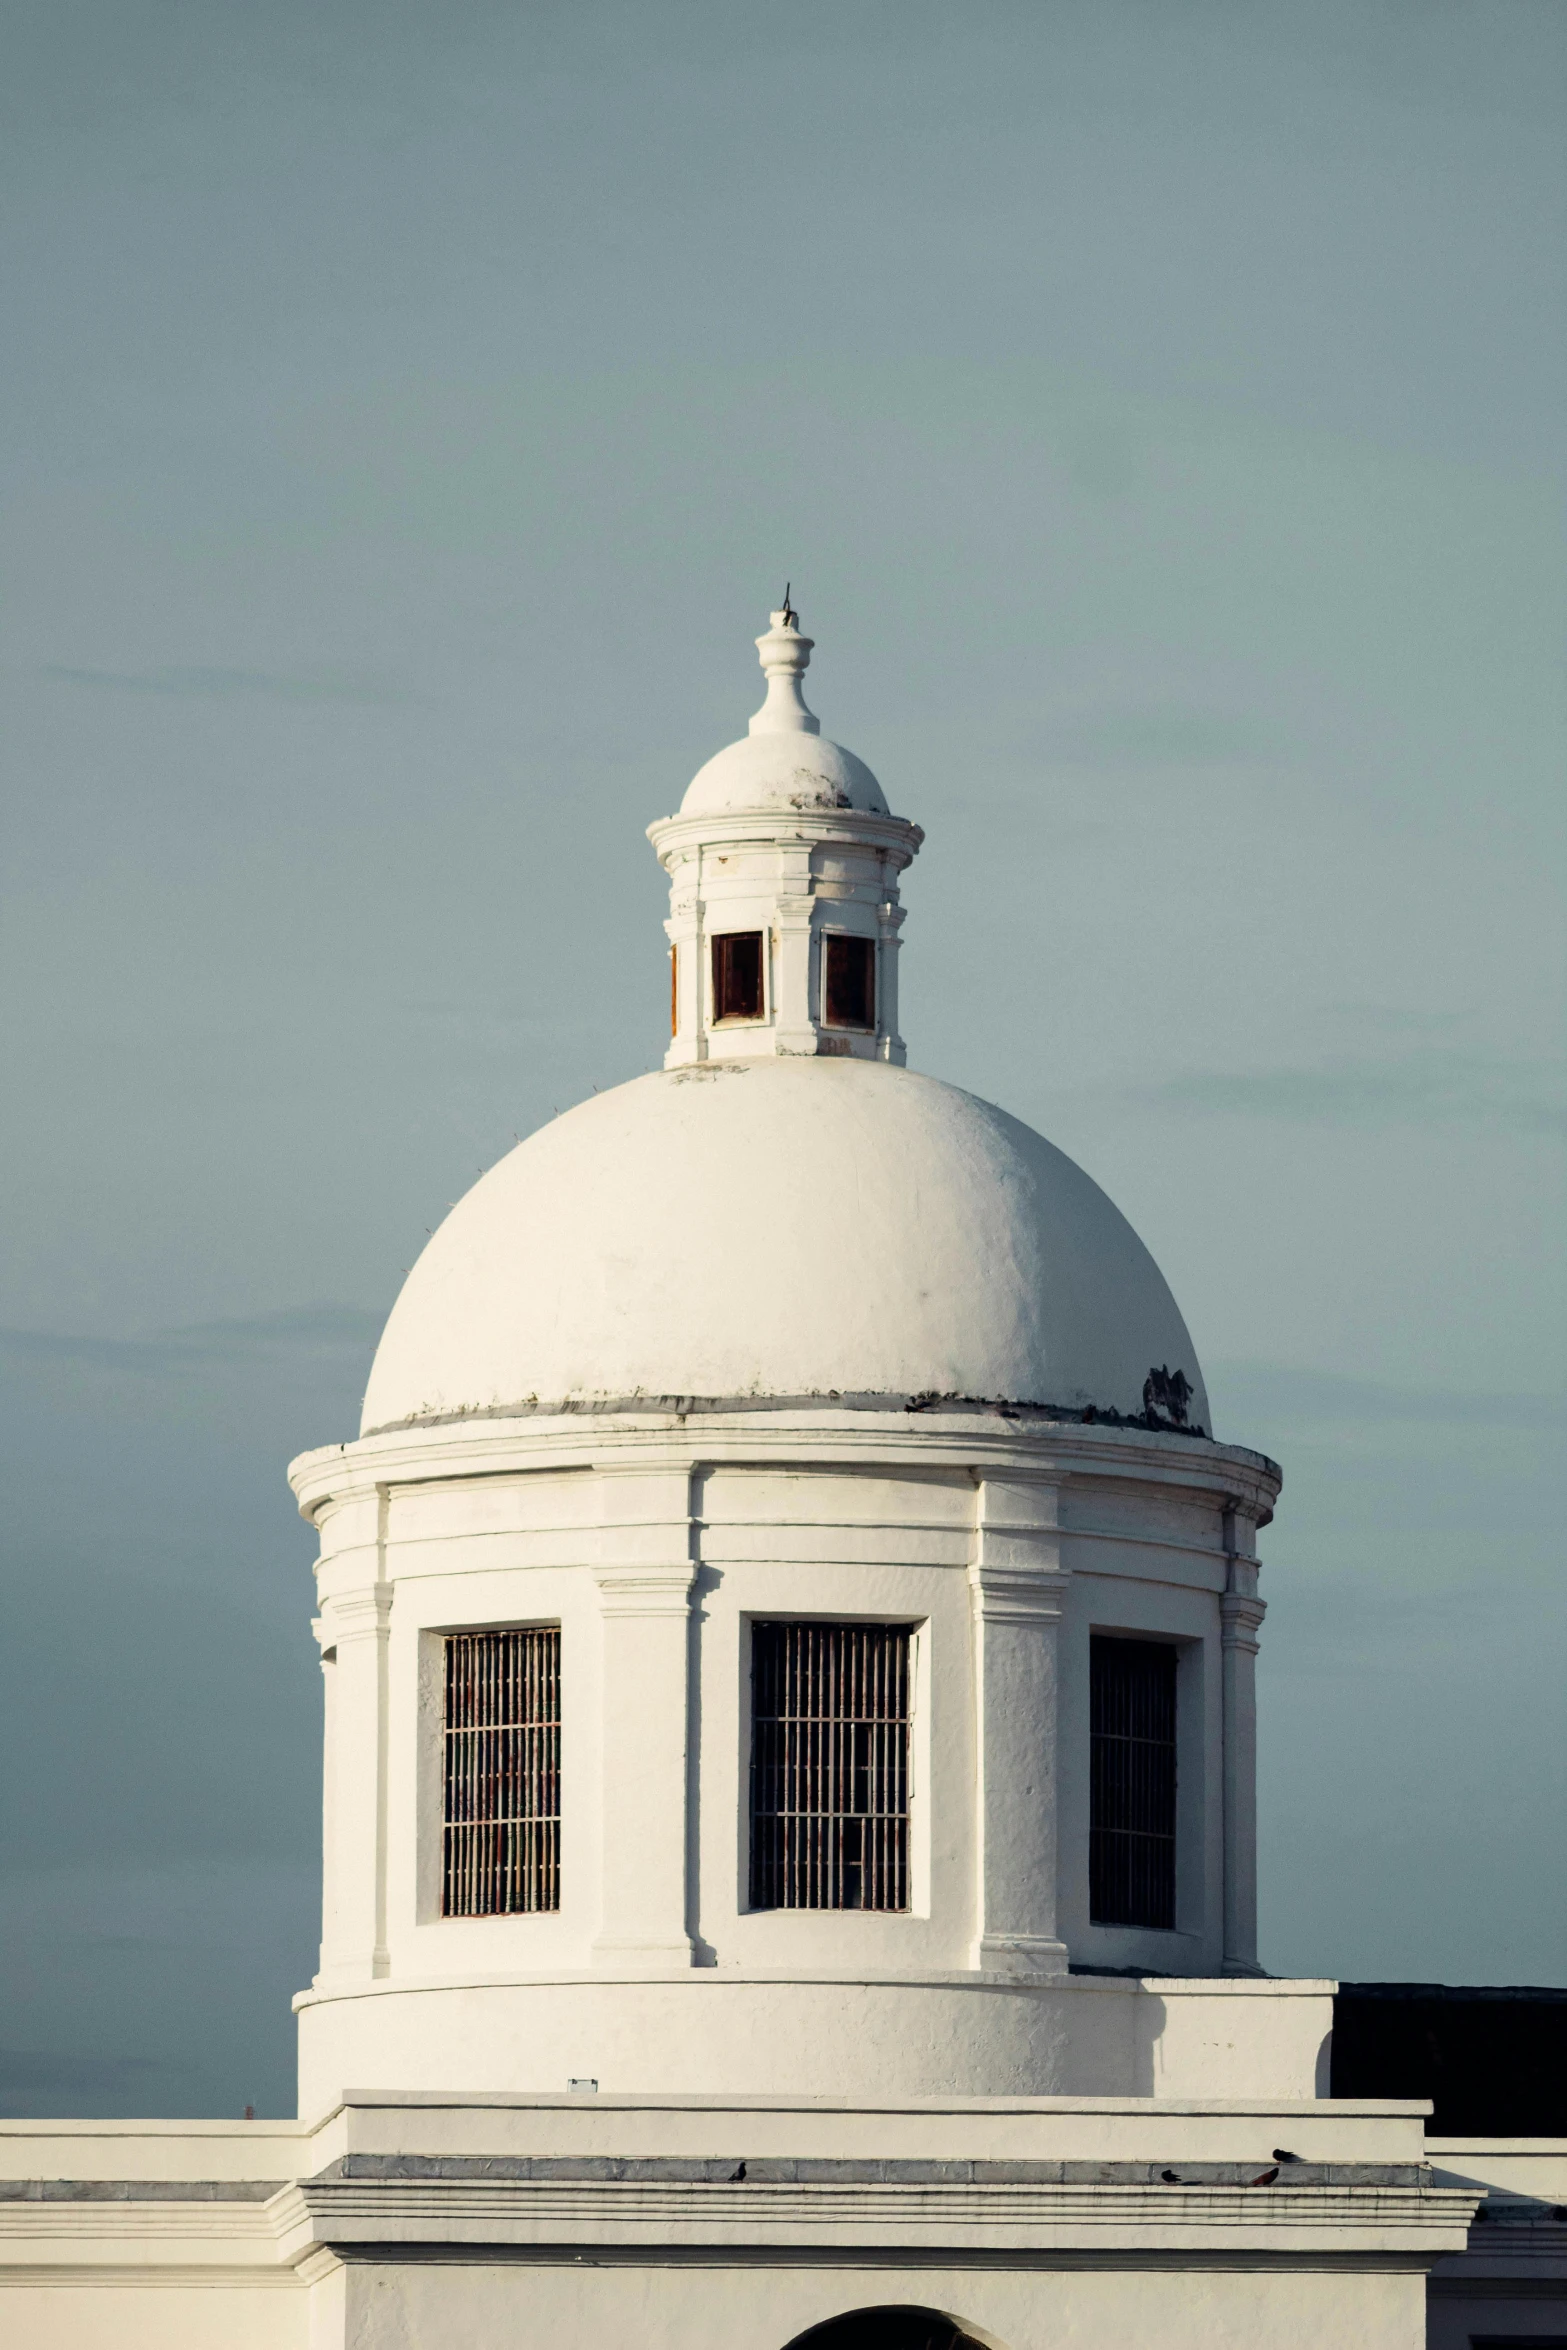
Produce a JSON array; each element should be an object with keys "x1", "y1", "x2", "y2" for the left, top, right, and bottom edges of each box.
[
  {"x1": 592, "y1": 1561, "x2": 698, "y2": 1619},
  {"x1": 977, "y1": 1934, "x2": 1072, "y2": 1977},
  {"x1": 1219, "y1": 1594, "x2": 1266, "y2": 1653},
  {"x1": 294, "y1": 1969, "x2": 1341, "y2": 2006},
  {"x1": 293, "y1": 1414, "x2": 1282, "y2": 1524},
  {"x1": 269, "y1": 2166, "x2": 1481, "y2": 2260},
  {"x1": 969, "y1": 1559, "x2": 1070, "y2": 1621},
  {"x1": 0, "y1": 2181, "x2": 279, "y2": 2203},
  {"x1": 321, "y1": 1587, "x2": 392, "y2": 1640}
]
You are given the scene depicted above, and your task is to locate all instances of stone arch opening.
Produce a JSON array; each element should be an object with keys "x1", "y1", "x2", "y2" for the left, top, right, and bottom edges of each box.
[{"x1": 782, "y1": 2307, "x2": 1002, "y2": 2350}]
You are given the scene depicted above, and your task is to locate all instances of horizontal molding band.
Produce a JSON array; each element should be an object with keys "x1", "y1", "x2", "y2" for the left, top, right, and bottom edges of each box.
[
  {"x1": 316, "y1": 2156, "x2": 1432, "y2": 2187},
  {"x1": 279, "y1": 2175, "x2": 1479, "y2": 2252},
  {"x1": 0, "y1": 2181, "x2": 278, "y2": 2203},
  {"x1": 292, "y1": 1969, "x2": 1340, "y2": 2007}
]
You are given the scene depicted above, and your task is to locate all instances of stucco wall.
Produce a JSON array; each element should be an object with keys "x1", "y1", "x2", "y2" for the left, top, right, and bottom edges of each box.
[
  {"x1": 294, "y1": 1409, "x2": 1280, "y2": 2112},
  {"x1": 0, "y1": 2287, "x2": 304, "y2": 2350},
  {"x1": 338, "y1": 2257, "x2": 1428, "y2": 2350}
]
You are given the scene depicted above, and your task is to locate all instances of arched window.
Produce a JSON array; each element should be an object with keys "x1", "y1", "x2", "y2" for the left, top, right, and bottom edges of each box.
[{"x1": 783, "y1": 2307, "x2": 996, "y2": 2350}]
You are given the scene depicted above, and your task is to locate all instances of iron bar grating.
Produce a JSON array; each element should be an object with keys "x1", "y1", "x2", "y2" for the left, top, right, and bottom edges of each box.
[
  {"x1": 442, "y1": 1627, "x2": 561, "y2": 1917},
  {"x1": 750, "y1": 1620, "x2": 911, "y2": 1912},
  {"x1": 1089, "y1": 1634, "x2": 1176, "y2": 1929}
]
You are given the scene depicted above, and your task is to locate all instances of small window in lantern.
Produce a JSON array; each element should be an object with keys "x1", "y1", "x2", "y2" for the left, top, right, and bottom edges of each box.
[
  {"x1": 824, "y1": 934, "x2": 876, "y2": 1031},
  {"x1": 712, "y1": 931, "x2": 765, "y2": 1022}
]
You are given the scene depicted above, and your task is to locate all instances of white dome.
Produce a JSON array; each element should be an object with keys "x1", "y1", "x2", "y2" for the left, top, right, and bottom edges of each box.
[
  {"x1": 680, "y1": 729, "x2": 889, "y2": 817},
  {"x1": 361, "y1": 1059, "x2": 1209, "y2": 1436}
]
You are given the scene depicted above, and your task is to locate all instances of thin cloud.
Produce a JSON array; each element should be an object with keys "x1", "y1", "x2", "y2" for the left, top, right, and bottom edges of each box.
[
  {"x1": 1209, "y1": 1360, "x2": 1564, "y2": 1432},
  {"x1": 162, "y1": 1305, "x2": 385, "y2": 1350},
  {"x1": 0, "y1": 1305, "x2": 383, "y2": 1372},
  {"x1": 36, "y1": 663, "x2": 406, "y2": 705},
  {"x1": 1129, "y1": 1050, "x2": 1565, "y2": 1135},
  {"x1": 0, "y1": 2048, "x2": 169, "y2": 2113}
]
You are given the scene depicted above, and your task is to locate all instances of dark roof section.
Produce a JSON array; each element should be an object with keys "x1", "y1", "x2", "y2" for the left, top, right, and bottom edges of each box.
[{"x1": 1332, "y1": 1984, "x2": 1567, "y2": 2135}]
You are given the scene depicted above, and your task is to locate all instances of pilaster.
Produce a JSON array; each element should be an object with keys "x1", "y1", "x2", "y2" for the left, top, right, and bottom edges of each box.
[
  {"x1": 1220, "y1": 1512, "x2": 1266, "y2": 1978},
  {"x1": 592, "y1": 1464, "x2": 699, "y2": 1965},
  {"x1": 772, "y1": 841, "x2": 818, "y2": 1056},
  {"x1": 315, "y1": 1635, "x2": 337, "y2": 1979},
  {"x1": 969, "y1": 1477, "x2": 1071, "y2": 1976},
  {"x1": 315, "y1": 1497, "x2": 392, "y2": 1983},
  {"x1": 876, "y1": 898, "x2": 907, "y2": 1065},
  {"x1": 663, "y1": 851, "x2": 703, "y2": 1066}
]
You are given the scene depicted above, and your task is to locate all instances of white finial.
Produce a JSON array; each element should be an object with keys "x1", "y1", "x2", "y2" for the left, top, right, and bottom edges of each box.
[{"x1": 749, "y1": 589, "x2": 820, "y2": 737}]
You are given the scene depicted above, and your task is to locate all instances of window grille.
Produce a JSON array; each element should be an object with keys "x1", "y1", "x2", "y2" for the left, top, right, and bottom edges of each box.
[
  {"x1": 1090, "y1": 1635, "x2": 1176, "y2": 1929},
  {"x1": 823, "y1": 933, "x2": 876, "y2": 1031},
  {"x1": 442, "y1": 1627, "x2": 561, "y2": 1917},
  {"x1": 711, "y1": 930, "x2": 764, "y2": 1022},
  {"x1": 749, "y1": 1621, "x2": 911, "y2": 1911}
]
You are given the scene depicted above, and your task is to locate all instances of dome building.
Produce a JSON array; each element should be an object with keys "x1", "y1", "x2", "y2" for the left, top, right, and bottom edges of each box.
[
  {"x1": 288, "y1": 601, "x2": 1281, "y2": 2117},
  {"x1": 8, "y1": 603, "x2": 1544, "y2": 2350}
]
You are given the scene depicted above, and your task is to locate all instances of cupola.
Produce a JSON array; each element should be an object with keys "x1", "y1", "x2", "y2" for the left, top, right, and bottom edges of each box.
[
  {"x1": 289, "y1": 590, "x2": 1280, "y2": 2125},
  {"x1": 648, "y1": 600, "x2": 923, "y2": 1066}
]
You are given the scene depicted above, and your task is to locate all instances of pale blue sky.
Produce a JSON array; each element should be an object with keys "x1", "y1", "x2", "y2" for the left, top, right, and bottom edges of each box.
[{"x1": 2, "y1": 1, "x2": 1563, "y2": 2115}]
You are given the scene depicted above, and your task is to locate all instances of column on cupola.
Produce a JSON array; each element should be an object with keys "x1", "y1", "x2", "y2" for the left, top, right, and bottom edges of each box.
[
  {"x1": 875, "y1": 894, "x2": 907, "y2": 1058},
  {"x1": 768, "y1": 834, "x2": 819, "y2": 1061},
  {"x1": 968, "y1": 1478, "x2": 1072, "y2": 1976},
  {"x1": 312, "y1": 1489, "x2": 391, "y2": 1982},
  {"x1": 649, "y1": 604, "x2": 922, "y2": 1070},
  {"x1": 591, "y1": 1461, "x2": 699, "y2": 1964},
  {"x1": 1220, "y1": 1508, "x2": 1267, "y2": 1976}
]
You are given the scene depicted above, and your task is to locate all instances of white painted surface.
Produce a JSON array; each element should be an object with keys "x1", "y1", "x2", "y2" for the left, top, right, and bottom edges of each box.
[
  {"x1": 680, "y1": 717, "x2": 889, "y2": 818},
  {"x1": 289, "y1": 1398, "x2": 1287, "y2": 2113},
  {"x1": 327, "y1": 2261, "x2": 1429, "y2": 2350},
  {"x1": 294, "y1": 1973, "x2": 1337, "y2": 2116},
  {"x1": 364, "y1": 607, "x2": 1213, "y2": 1437},
  {"x1": 1426, "y1": 2136, "x2": 1567, "y2": 2200},
  {"x1": 0, "y1": 2292, "x2": 305, "y2": 2350},
  {"x1": 0, "y1": 2090, "x2": 1436, "y2": 2181},
  {"x1": 0, "y1": 2094, "x2": 1474, "y2": 2349},
  {"x1": 359, "y1": 1065, "x2": 1211, "y2": 1433},
  {"x1": 653, "y1": 607, "x2": 920, "y2": 1069},
  {"x1": 290, "y1": 1405, "x2": 1281, "y2": 2112},
  {"x1": 679, "y1": 605, "x2": 889, "y2": 814}
]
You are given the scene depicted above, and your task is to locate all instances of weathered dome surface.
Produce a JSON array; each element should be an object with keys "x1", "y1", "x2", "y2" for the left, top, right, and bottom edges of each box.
[
  {"x1": 679, "y1": 728, "x2": 889, "y2": 816},
  {"x1": 361, "y1": 1058, "x2": 1209, "y2": 1435}
]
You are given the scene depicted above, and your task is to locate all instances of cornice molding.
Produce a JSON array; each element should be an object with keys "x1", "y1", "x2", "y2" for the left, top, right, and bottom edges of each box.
[
  {"x1": 968, "y1": 1561, "x2": 1071, "y2": 1625},
  {"x1": 647, "y1": 806, "x2": 924, "y2": 871},
  {"x1": 291, "y1": 1413, "x2": 1282, "y2": 1524},
  {"x1": 1220, "y1": 1593, "x2": 1267, "y2": 1651},
  {"x1": 267, "y1": 2163, "x2": 1480, "y2": 2262},
  {"x1": 592, "y1": 1559, "x2": 699, "y2": 1618}
]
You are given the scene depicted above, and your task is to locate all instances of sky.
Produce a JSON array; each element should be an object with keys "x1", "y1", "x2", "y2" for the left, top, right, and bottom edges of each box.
[{"x1": 1, "y1": 0, "x2": 1563, "y2": 2118}]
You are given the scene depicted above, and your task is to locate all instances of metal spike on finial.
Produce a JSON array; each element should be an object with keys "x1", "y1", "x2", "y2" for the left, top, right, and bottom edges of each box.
[{"x1": 752, "y1": 591, "x2": 818, "y2": 735}]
